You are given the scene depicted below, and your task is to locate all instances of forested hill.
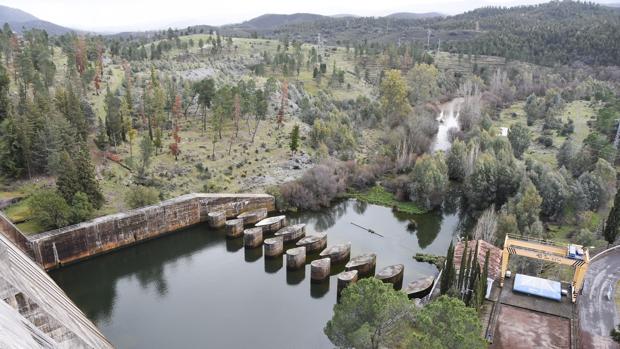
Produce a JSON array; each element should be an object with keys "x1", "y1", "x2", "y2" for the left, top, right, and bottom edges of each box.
[
  {"x1": 385, "y1": 12, "x2": 444, "y2": 19},
  {"x1": 435, "y1": 1, "x2": 620, "y2": 66},
  {"x1": 231, "y1": 13, "x2": 329, "y2": 30},
  {"x1": 250, "y1": 1, "x2": 620, "y2": 67}
]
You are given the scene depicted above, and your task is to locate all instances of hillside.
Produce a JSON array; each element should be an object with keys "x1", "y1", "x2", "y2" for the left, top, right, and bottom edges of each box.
[
  {"x1": 0, "y1": 5, "x2": 75, "y2": 35},
  {"x1": 249, "y1": 1, "x2": 620, "y2": 66},
  {"x1": 434, "y1": 1, "x2": 620, "y2": 65}
]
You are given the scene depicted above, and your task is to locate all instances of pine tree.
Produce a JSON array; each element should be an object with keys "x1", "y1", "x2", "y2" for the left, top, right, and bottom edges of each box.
[
  {"x1": 73, "y1": 144, "x2": 104, "y2": 209},
  {"x1": 153, "y1": 128, "x2": 163, "y2": 155},
  {"x1": 457, "y1": 238, "x2": 468, "y2": 291},
  {"x1": 55, "y1": 85, "x2": 87, "y2": 141},
  {"x1": 104, "y1": 86, "x2": 123, "y2": 146},
  {"x1": 480, "y1": 250, "x2": 490, "y2": 306},
  {"x1": 128, "y1": 128, "x2": 137, "y2": 165},
  {"x1": 604, "y1": 189, "x2": 620, "y2": 246},
  {"x1": 440, "y1": 241, "x2": 456, "y2": 295},
  {"x1": 0, "y1": 63, "x2": 10, "y2": 122},
  {"x1": 94, "y1": 117, "x2": 108, "y2": 151},
  {"x1": 290, "y1": 124, "x2": 300, "y2": 154},
  {"x1": 464, "y1": 249, "x2": 474, "y2": 302},
  {"x1": 138, "y1": 135, "x2": 154, "y2": 177},
  {"x1": 56, "y1": 151, "x2": 79, "y2": 203}
]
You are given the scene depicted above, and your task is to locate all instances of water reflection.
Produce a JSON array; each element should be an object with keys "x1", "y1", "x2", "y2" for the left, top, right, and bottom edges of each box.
[
  {"x1": 50, "y1": 226, "x2": 224, "y2": 324},
  {"x1": 263, "y1": 255, "x2": 281, "y2": 274},
  {"x1": 310, "y1": 280, "x2": 330, "y2": 299},
  {"x1": 226, "y1": 235, "x2": 243, "y2": 252},
  {"x1": 244, "y1": 245, "x2": 263, "y2": 262},
  {"x1": 352, "y1": 200, "x2": 368, "y2": 215},
  {"x1": 286, "y1": 267, "x2": 306, "y2": 285},
  {"x1": 289, "y1": 199, "x2": 352, "y2": 232},
  {"x1": 443, "y1": 183, "x2": 464, "y2": 215}
]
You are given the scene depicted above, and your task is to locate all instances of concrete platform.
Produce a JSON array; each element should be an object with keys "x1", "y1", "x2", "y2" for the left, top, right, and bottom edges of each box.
[
  {"x1": 485, "y1": 277, "x2": 577, "y2": 349},
  {"x1": 499, "y1": 277, "x2": 574, "y2": 319},
  {"x1": 489, "y1": 304, "x2": 570, "y2": 349}
]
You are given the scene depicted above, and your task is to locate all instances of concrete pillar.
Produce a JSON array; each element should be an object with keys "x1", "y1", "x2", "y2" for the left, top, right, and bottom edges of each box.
[
  {"x1": 264, "y1": 236, "x2": 284, "y2": 257},
  {"x1": 255, "y1": 215, "x2": 288, "y2": 234},
  {"x1": 237, "y1": 208, "x2": 268, "y2": 225},
  {"x1": 243, "y1": 227, "x2": 263, "y2": 248},
  {"x1": 286, "y1": 247, "x2": 306, "y2": 270},
  {"x1": 208, "y1": 211, "x2": 226, "y2": 228},
  {"x1": 375, "y1": 264, "x2": 404, "y2": 290},
  {"x1": 296, "y1": 232, "x2": 327, "y2": 253},
  {"x1": 345, "y1": 253, "x2": 377, "y2": 277},
  {"x1": 225, "y1": 219, "x2": 244, "y2": 238},
  {"x1": 311, "y1": 257, "x2": 331, "y2": 282},
  {"x1": 337, "y1": 270, "x2": 358, "y2": 297},
  {"x1": 275, "y1": 224, "x2": 306, "y2": 242},
  {"x1": 319, "y1": 242, "x2": 351, "y2": 264}
]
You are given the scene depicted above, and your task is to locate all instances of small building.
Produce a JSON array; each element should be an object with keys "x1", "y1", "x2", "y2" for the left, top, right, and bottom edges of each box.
[{"x1": 453, "y1": 239, "x2": 502, "y2": 281}]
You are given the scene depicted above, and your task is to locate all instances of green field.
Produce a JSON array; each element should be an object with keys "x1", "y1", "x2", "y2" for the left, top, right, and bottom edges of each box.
[
  {"x1": 493, "y1": 100, "x2": 597, "y2": 166},
  {"x1": 346, "y1": 185, "x2": 426, "y2": 214}
]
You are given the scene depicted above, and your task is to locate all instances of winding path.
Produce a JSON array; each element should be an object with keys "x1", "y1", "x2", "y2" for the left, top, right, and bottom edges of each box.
[{"x1": 579, "y1": 248, "x2": 620, "y2": 349}]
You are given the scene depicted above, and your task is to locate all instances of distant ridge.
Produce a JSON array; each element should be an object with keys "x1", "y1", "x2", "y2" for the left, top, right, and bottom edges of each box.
[
  {"x1": 0, "y1": 5, "x2": 75, "y2": 35},
  {"x1": 386, "y1": 12, "x2": 444, "y2": 19},
  {"x1": 236, "y1": 13, "x2": 328, "y2": 30},
  {"x1": 330, "y1": 14, "x2": 359, "y2": 18}
]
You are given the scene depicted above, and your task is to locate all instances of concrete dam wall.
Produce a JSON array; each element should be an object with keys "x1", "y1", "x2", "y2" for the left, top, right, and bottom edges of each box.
[
  {"x1": 0, "y1": 211, "x2": 34, "y2": 259},
  {"x1": 0, "y1": 193, "x2": 274, "y2": 348},
  {"x1": 0, "y1": 233, "x2": 113, "y2": 348},
  {"x1": 26, "y1": 193, "x2": 275, "y2": 270}
]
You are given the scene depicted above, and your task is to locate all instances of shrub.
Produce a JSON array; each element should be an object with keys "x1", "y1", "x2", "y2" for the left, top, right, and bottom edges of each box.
[
  {"x1": 124, "y1": 186, "x2": 160, "y2": 209},
  {"x1": 70, "y1": 191, "x2": 94, "y2": 224},
  {"x1": 538, "y1": 135, "x2": 553, "y2": 148},
  {"x1": 29, "y1": 189, "x2": 71, "y2": 230},
  {"x1": 574, "y1": 229, "x2": 595, "y2": 247},
  {"x1": 409, "y1": 153, "x2": 448, "y2": 210},
  {"x1": 278, "y1": 160, "x2": 351, "y2": 210}
]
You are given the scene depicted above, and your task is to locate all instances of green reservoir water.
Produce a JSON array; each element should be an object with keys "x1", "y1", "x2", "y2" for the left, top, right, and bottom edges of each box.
[{"x1": 50, "y1": 199, "x2": 459, "y2": 349}]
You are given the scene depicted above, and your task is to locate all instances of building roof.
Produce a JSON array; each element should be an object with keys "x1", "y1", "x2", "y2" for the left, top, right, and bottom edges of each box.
[{"x1": 454, "y1": 239, "x2": 502, "y2": 281}]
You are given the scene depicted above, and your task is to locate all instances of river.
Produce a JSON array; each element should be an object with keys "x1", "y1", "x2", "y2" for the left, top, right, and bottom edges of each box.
[
  {"x1": 50, "y1": 200, "x2": 459, "y2": 349},
  {"x1": 432, "y1": 98, "x2": 464, "y2": 153}
]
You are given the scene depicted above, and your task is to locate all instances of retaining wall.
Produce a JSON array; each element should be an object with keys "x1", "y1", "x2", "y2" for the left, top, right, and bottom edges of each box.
[
  {"x1": 25, "y1": 193, "x2": 274, "y2": 270},
  {"x1": 0, "y1": 212, "x2": 33, "y2": 260}
]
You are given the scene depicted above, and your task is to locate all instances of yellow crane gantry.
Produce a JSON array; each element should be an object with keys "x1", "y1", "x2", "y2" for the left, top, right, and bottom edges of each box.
[{"x1": 500, "y1": 235, "x2": 589, "y2": 303}]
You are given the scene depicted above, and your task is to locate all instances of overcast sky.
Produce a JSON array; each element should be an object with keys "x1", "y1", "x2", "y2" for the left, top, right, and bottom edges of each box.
[{"x1": 2, "y1": 0, "x2": 618, "y2": 32}]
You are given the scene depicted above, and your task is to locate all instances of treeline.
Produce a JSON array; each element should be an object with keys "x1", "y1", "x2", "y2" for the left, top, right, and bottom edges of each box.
[
  {"x1": 0, "y1": 26, "x2": 105, "y2": 229},
  {"x1": 264, "y1": 1, "x2": 620, "y2": 67},
  {"x1": 438, "y1": 1, "x2": 620, "y2": 66},
  {"x1": 107, "y1": 30, "x2": 233, "y2": 61}
]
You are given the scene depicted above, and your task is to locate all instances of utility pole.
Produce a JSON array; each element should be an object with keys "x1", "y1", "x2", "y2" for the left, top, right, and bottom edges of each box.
[{"x1": 427, "y1": 29, "x2": 431, "y2": 49}]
